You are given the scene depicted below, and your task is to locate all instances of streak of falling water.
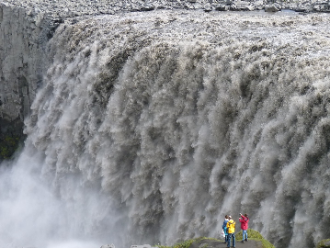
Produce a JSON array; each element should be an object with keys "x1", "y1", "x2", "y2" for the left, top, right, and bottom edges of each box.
[{"x1": 1, "y1": 10, "x2": 330, "y2": 248}]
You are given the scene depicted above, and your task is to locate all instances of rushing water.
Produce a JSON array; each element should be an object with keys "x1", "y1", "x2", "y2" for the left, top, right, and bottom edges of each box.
[{"x1": 1, "y1": 9, "x2": 330, "y2": 248}]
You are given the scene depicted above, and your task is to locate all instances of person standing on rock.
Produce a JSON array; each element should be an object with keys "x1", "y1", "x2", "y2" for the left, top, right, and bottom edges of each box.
[
  {"x1": 239, "y1": 213, "x2": 249, "y2": 242},
  {"x1": 222, "y1": 215, "x2": 229, "y2": 243},
  {"x1": 226, "y1": 215, "x2": 236, "y2": 248}
]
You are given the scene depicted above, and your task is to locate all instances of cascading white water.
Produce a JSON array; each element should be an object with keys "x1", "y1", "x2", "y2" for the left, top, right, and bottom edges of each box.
[{"x1": 1, "y1": 10, "x2": 330, "y2": 248}]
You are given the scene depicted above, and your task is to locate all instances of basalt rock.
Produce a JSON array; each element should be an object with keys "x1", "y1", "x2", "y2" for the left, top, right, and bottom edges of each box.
[{"x1": 265, "y1": 3, "x2": 281, "y2": 11}]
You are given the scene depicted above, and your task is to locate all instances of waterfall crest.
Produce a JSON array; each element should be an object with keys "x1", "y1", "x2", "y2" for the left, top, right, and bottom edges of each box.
[{"x1": 2, "y1": 10, "x2": 330, "y2": 248}]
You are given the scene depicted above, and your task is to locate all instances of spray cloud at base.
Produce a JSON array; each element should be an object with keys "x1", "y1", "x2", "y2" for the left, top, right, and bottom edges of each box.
[{"x1": 1, "y1": 10, "x2": 330, "y2": 248}]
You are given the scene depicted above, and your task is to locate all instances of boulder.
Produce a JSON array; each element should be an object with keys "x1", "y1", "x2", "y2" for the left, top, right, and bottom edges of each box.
[
  {"x1": 140, "y1": 4, "x2": 155, "y2": 11},
  {"x1": 101, "y1": 245, "x2": 115, "y2": 248},
  {"x1": 253, "y1": 0, "x2": 264, "y2": 9},
  {"x1": 295, "y1": 4, "x2": 312, "y2": 12},
  {"x1": 215, "y1": 4, "x2": 229, "y2": 11},
  {"x1": 131, "y1": 245, "x2": 157, "y2": 248},
  {"x1": 323, "y1": 240, "x2": 330, "y2": 247},
  {"x1": 265, "y1": 3, "x2": 281, "y2": 11},
  {"x1": 234, "y1": 1, "x2": 254, "y2": 11},
  {"x1": 204, "y1": 3, "x2": 213, "y2": 11}
]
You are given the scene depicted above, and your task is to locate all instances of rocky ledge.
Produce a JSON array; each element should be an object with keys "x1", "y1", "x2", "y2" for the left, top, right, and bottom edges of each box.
[{"x1": 2, "y1": 0, "x2": 330, "y2": 16}]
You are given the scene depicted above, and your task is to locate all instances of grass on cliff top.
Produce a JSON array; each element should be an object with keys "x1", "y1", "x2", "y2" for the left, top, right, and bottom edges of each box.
[
  {"x1": 156, "y1": 229, "x2": 275, "y2": 248},
  {"x1": 236, "y1": 229, "x2": 275, "y2": 248},
  {"x1": 156, "y1": 237, "x2": 218, "y2": 248}
]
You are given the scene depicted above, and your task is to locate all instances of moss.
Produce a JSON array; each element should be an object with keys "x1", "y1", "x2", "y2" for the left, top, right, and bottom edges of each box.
[
  {"x1": 156, "y1": 239, "x2": 193, "y2": 248},
  {"x1": 236, "y1": 229, "x2": 264, "y2": 240},
  {"x1": 156, "y1": 233, "x2": 275, "y2": 248},
  {"x1": 0, "y1": 135, "x2": 20, "y2": 160},
  {"x1": 156, "y1": 237, "x2": 214, "y2": 248},
  {"x1": 236, "y1": 229, "x2": 275, "y2": 248},
  {"x1": 316, "y1": 239, "x2": 330, "y2": 248},
  {"x1": 260, "y1": 238, "x2": 276, "y2": 248}
]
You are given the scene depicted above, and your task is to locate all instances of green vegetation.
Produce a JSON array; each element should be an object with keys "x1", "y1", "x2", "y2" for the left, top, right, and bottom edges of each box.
[
  {"x1": 236, "y1": 228, "x2": 263, "y2": 240},
  {"x1": 156, "y1": 230, "x2": 275, "y2": 248},
  {"x1": 171, "y1": 239, "x2": 195, "y2": 248},
  {"x1": 156, "y1": 237, "x2": 218, "y2": 248},
  {"x1": 236, "y1": 229, "x2": 275, "y2": 248},
  {"x1": 316, "y1": 239, "x2": 330, "y2": 248},
  {"x1": 0, "y1": 135, "x2": 20, "y2": 160},
  {"x1": 157, "y1": 237, "x2": 201, "y2": 248}
]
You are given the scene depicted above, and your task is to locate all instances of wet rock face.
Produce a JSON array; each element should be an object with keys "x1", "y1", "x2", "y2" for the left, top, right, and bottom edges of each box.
[
  {"x1": 0, "y1": 3, "x2": 51, "y2": 158},
  {"x1": 0, "y1": 117, "x2": 23, "y2": 160}
]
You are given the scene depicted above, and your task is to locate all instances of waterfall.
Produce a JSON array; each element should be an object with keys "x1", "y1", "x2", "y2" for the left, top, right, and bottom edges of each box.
[{"x1": 1, "y1": 10, "x2": 330, "y2": 248}]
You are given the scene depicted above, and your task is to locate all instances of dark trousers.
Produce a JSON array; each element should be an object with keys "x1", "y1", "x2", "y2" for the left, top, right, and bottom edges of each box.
[{"x1": 227, "y1": 233, "x2": 235, "y2": 247}]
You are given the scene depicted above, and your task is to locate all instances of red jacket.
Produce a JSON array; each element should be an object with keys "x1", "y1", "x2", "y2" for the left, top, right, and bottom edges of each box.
[{"x1": 239, "y1": 216, "x2": 249, "y2": 230}]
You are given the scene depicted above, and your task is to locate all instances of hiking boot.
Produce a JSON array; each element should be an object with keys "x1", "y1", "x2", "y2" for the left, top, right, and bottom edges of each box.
[{"x1": 245, "y1": 239, "x2": 248, "y2": 242}]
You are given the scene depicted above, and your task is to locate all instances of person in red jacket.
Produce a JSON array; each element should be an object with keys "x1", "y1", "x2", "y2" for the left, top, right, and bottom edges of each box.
[{"x1": 239, "y1": 213, "x2": 249, "y2": 242}]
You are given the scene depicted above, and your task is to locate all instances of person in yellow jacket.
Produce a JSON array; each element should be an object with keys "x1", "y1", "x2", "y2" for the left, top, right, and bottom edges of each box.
[{"x1": 226, "y1": 216, "x2": 236, "y2": 248}]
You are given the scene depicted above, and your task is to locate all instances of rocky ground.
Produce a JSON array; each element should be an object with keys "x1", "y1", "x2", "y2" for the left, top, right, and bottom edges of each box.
[{"x1": 189, "y1": 238, "x2": 263, "y2": 248}]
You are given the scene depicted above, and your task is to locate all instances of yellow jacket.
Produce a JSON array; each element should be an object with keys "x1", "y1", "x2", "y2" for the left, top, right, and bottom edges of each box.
[{"x1": 226, "y1": 219, "x2": 236, "y2": 234}]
